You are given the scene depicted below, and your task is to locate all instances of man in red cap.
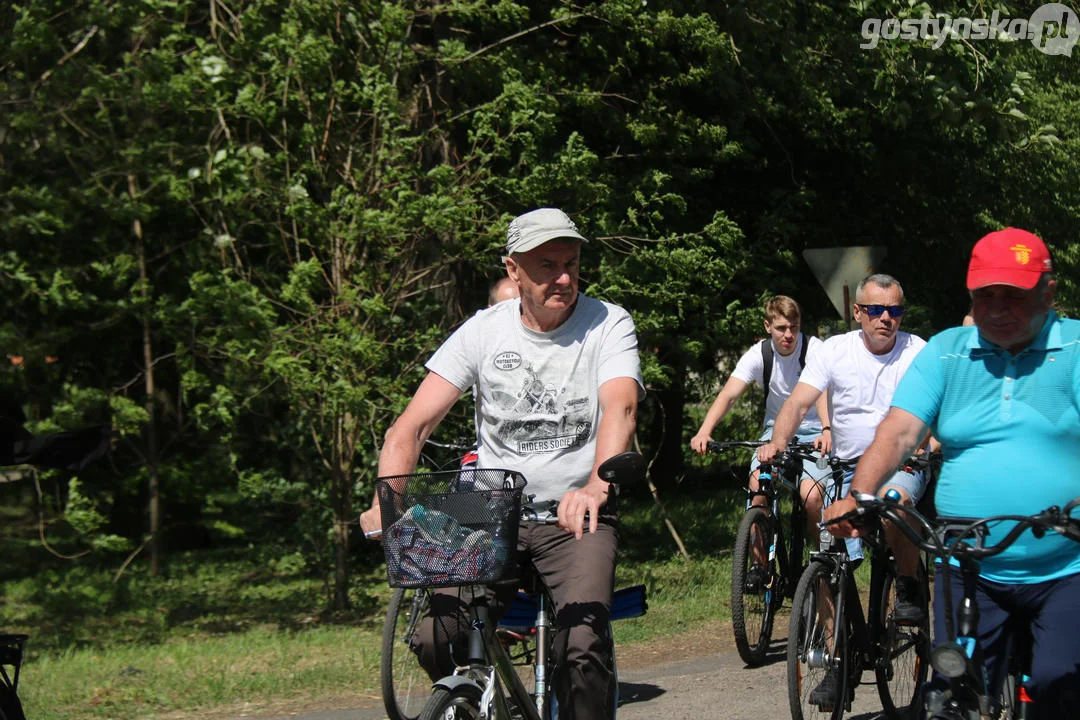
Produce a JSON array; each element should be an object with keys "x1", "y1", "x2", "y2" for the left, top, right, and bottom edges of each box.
[{"x1": 825, "y1": 228, "x2": 1080, "y2": 718}]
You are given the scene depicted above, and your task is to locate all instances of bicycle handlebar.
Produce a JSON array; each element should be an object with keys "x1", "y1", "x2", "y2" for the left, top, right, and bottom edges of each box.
[
  {"x1": 705, "y1": 440, "x2": 767, "y2": 452},
  {"x1": 705, "y1": 438, "x2": 825, "y2": 460},
  {"x1": 828, "y1": 491, "x2": 1080, "y2": 562},
  {"x1": 832, "y1": 489, "x2": 1080, "y2": 648}
]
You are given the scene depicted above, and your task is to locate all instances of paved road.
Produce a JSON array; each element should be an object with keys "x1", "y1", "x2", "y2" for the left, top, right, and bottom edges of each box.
[{"x1": 254, "y1": 637, "x2": 894, "y2": 720}]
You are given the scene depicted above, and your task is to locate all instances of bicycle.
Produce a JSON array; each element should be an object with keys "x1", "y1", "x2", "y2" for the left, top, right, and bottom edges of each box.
[
  {"x1": 788, "y1": 456, "x2": 932, "y2": 720},
  {"x1": 707, "y1": 439, "x2": 828, "y2": 666},
  {"x1": 835, "y1": 490, "x2": 1080, "y2": 720},
  {"x1": 375, "y1": 451, "x2": 646, "y2": 720},
  {"x1": 380, "y1": 570, "x2": 648, "y2": 720},
  {"x1": 1, "y1": 634, "x2": 27, "y2": 720}
]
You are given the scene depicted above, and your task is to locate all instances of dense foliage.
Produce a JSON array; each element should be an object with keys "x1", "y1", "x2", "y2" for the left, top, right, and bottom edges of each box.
[{"x1": 2, "y1": 0, "x2": 1079, "y2": 607}]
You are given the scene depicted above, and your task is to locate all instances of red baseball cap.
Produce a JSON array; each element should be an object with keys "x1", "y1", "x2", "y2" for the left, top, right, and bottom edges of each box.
[{"x1": 966, "y1": 228, "x2": 1053, "y2": 290}]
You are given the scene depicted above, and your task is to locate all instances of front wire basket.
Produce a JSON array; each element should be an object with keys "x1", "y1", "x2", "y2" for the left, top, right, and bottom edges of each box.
[{"x1": 375, "y1": 468, "x2": 527, "y2": 588}]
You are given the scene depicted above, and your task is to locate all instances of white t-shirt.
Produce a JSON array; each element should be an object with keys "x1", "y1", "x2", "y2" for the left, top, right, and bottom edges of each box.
[
  {"x1": 798, "y1": 330, "x2": 927, "y2": 460},
  {"x1": 427, "y1": 293, "x2": 644, "y2": 503},
  {"x1": 730, "y1": 334, "x2": 823, "y2": 428}
]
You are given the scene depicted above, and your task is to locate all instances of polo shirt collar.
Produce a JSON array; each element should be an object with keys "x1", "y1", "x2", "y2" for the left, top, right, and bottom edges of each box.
[{"x1": 966, "y1": 310, "x2": 1062, "y2": 356}]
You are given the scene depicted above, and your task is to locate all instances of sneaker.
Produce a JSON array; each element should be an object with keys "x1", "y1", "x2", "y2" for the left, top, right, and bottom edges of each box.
[
  {"x1": 809, "y1": 667, "x2": 840, "y2": 709},
  {"x1": 892, "y1": 575, "x2": 926, "y2": 625},
  {"x1": 745, "y1": 563, "x2": 767, "y2": 593}
]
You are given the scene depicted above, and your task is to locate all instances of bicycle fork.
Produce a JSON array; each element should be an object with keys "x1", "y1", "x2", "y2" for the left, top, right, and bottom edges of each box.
[
  {"x1": 534, "y1": 592, "x2": 552, "y2": 719},
  {"x1": 469, "y1": 603, "x2": 537, "y2": 720}
]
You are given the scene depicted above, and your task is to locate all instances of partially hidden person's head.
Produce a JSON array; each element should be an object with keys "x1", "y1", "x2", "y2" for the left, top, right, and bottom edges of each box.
[
  {"x1": 488, "y1": 277, "x2": 519, "y2": 306},
  {"x1": 854, "y1": 273, "x2": 905, "y2": 354},
  {"x1": 504, "y1": 208, "x2": 587, "y2": 323},
  {"x1": 966, "y1": 227, "x2": 1056, "y2": 354},
  {"x1": 764, "y1": 296, "x2": 801, "y2": 357}
]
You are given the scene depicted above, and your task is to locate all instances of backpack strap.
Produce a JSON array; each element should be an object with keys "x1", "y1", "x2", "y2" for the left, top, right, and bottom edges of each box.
[
  {"x1": 797, "y1": 332, "x2": 808, "y2": 371},
  {"x1": 760, "y1": 338, "x2": 773, "y2": 406}
]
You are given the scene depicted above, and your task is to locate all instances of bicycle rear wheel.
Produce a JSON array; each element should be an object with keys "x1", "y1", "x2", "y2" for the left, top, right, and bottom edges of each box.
[
  {"x1": 382, "y1": 587, "x2": 432, "y2": 720},
  {"x1": 732, "y1": 506, "x2": 777, "y2": 665},
  {"x1": 417, "y1": 685, "x2": 482, "y2": 720},
  {"x1": 787, "y1": 559, "x2": 846, "y2": 720},
  {"x1": 874, "y1": 563, "x2": 930, "y2": 720}
]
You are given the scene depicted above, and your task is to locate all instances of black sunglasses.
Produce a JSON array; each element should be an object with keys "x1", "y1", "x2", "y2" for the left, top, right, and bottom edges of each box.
[{"x1": 855, "y1": 303, "x2": 905, "y2": 318}]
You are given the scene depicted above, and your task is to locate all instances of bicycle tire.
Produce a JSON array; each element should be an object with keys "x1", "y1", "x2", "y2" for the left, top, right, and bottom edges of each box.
[
  {"x1": 1, "y1": 686, "x2": 27, "y2": 720},
  {"x1": 787, "y1": 559, "x2": 846, "y2": 720},
  {"x1": 875, "y1": 562, "x2": 930, "y2": 720},
  {"x1": 382, "y1": 587, "x2": 432, "y2": 720},
  {"x1": 417, "y1": 685, "x2": 483, "y2": 720},
  {"x1": 732, "y1": 506, "x2": 778, "y2": 665}
]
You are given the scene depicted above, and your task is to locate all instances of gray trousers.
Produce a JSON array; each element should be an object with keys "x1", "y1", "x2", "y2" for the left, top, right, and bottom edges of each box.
[{"x1": 413, "y1": 518, "x2": 619, "y2": 720}]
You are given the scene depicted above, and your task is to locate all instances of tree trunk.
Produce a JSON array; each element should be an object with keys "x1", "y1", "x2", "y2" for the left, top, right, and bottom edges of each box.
[
  {"x1": 131, "y1": 173, "x2": 161, "y2": 576},
  {"x1": 329, "y1": 414, "x2": 352, "y2": 610}
]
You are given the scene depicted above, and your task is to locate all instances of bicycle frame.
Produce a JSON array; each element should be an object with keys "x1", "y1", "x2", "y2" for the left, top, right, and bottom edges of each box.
[
  {"x1": 810, "y1": 533, "x2": 891, "y2": 686},
  {"x1": 754, "y1": 461, "x2": 807, "y2": 600},
  {"x1": 929, "y1": 523, "x2": 1036, "y2": 719},
  {"x1": 433, "y1": 578, "x2": 554, "y2": 720},
  {"x1": 790, "y1": 456, "x2": 930, "y2": 719}
]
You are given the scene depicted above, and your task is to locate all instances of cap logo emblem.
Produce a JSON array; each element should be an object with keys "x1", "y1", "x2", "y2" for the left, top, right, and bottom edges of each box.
[{"x1": 1010, "y1": 243, "x2": 1032, "y2": 264}]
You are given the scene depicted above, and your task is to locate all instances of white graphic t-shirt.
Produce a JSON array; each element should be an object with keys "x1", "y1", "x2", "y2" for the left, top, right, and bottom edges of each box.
[
  {"x1": 427, "y1": 293, "x2": 644, "y2": 503},
  {"x1": 798, "y1": 330, "x2": 927, "y2": 460},
  {"x1": 730, "y1": 334, "x2": 824, "y2": 428}
]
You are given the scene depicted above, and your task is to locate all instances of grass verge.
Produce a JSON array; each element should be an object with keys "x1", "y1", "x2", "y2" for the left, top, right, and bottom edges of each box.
[{"x1": 6, "y1": 473, "x2": 764, "y2": 719}]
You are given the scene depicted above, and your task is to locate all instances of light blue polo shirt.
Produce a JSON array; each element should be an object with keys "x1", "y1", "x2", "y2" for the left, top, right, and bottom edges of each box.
[{"x1": 891, "y1": 312, "x2": 1080, "y2": 583}]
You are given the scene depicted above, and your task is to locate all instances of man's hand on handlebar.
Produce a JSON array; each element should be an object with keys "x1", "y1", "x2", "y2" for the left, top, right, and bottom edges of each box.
[
  {"x1": 814, "y1": 432, "x2": 832, "y2": 456},
  {"x1": 689, "y1": 432, "x2": 711, "y2": 455},
  {"x1": 359, "y1": 504, "x2": 383, "y2": 541},
  {"x1": 822, "y1": 495, "x2": 862, "y2": 538},
  {"x1": 755, "y1": 441, "x2": 782, "y2": 465},
  {"x1": 558, "y1": 482, "x2": 610, "y2": 540}
]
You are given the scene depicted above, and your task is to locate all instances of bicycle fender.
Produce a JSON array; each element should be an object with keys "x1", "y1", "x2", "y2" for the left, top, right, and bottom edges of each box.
[{"x1": 431, "y1": 675, "x2": 485, "y2": 696}]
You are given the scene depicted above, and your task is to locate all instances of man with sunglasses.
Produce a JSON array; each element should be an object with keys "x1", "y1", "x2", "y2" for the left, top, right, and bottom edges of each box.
[
  {"x1": 825, "y1": 229, "x2": 1080, "y2": 718},
  {"x1": 757, "y1": 273, "x2": 928, "y2": 708}
]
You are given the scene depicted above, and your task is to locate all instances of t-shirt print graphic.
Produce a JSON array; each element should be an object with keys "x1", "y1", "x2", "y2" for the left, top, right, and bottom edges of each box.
[{"x1": 493, "y1": 361, "x2": 593, "y2": 455}]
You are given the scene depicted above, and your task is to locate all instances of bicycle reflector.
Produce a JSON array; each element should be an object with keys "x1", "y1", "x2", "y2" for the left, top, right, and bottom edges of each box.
[{"x1": 931, "y1": 641, "x2": 969, "y2": 678}]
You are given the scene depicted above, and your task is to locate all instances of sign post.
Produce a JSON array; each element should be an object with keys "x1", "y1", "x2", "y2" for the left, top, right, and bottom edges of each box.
[{"x1": 803, "y1": 246, "x2": 887, "y2": 329}]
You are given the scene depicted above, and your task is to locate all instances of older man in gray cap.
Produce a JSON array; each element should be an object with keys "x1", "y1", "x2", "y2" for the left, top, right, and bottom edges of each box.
[{"x1": 361, "y1": 208, "x2": 643, "y2": 720}]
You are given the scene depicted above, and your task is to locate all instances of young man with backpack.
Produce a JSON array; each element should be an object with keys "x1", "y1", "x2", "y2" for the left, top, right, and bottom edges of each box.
[{"x1": 691, "y1": 296, "x2": 832, "y2": 565}]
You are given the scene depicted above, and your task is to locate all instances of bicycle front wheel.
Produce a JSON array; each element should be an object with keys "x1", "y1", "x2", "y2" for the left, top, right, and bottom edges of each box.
[
  {"x1": 732, "y1": 506, "x2": 777, "y2": 665},
  {"x1": 874, "y1": 564, "x2": 930, "y2": 720},
  {"x1": 787, "y1": 559, "x2": 846, "y2": 720},
  {"x1": 382, "y1": 587, "x2": 433, "y2": 720},
  {"x1": 418, "y1": 685, "x2": 482, "y2": 720}
]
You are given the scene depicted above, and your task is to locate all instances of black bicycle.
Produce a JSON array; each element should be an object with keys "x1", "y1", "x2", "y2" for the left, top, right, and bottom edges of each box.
[
  {"x1": 1, "y1": 634, "x2": 27, "y2": 720},
  {"x1": 789, "y1": 458, "x2": 932, "y2": 720},
  {"x1": 708, "y1": 439, "x2": 831, "y2": 666},
  {"x1": 837, "y1": 490, "x2": 1080, "y2": 720}
]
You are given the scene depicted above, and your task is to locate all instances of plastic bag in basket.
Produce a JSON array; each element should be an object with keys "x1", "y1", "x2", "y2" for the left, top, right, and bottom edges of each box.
[{"x1": 385, "y1": 505, "x2": 503, "y2": 586}]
